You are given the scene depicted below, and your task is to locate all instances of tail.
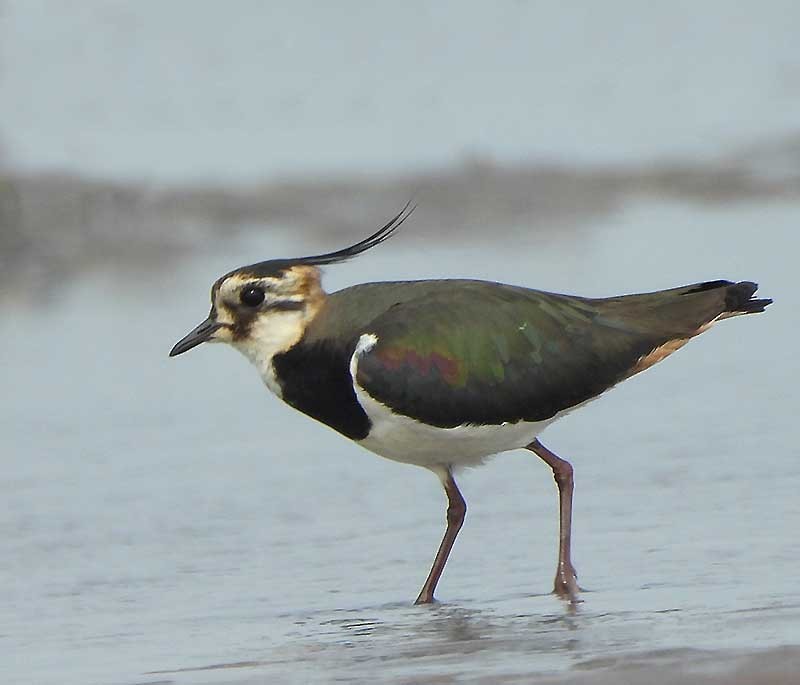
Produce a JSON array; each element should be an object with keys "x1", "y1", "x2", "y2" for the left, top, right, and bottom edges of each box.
[
  {"x1": 684, "y1": 280, "x2": 772, "y2": 320},
  {"x1": 619, "y1": 280, "x2": 771, "y2": 378}
]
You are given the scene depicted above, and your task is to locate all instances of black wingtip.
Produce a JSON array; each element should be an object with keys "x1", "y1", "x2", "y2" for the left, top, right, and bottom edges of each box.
[
  {"x1": 684, "y1": 279, "x2": 772, "y2": 315},
  {"x1": 737, "y1": 297, "x2": 773, "y2": 314},
  {"x1": 725, "y1": 281, "x2": 772, "y2": 314}
]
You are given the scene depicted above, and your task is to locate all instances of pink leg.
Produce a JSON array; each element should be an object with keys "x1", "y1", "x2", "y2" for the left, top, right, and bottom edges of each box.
[
  {"x1": 526, "y1": 439, "x2": 581, "y2": 604},
  {"x1": 415, "y1": 469, "x2": 466, "y2": 605}
]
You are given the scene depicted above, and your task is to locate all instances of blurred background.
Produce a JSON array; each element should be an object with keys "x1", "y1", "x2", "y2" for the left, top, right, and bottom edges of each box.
[{"x1": 2, "y1": 2, "x2": 799, "y2": 684}]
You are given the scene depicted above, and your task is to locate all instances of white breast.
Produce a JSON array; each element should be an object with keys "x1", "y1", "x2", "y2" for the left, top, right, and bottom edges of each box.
[
  {"x1": 231, "y1": 309, "x2": 308, "y2": 399},
  {"x1": 348, "y1": 334, "x2": 559, "y2": 469}
]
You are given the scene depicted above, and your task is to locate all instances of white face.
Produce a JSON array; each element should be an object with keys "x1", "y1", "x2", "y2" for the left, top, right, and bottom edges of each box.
[
  {"x1": 212, "y1": 265, "x2": 323, "y2": 352},
  {"x1": 169, "y1": 265, "x2": 326, "y2": 391},
  {"x1": 216, "y1": 267, "x2": 326, "y2": 394}
]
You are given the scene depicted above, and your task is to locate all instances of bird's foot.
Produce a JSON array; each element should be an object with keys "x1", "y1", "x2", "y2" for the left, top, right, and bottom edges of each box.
[
  {"x1": 553, "y1": 562, "x2": 582, "y2": 605},
  {"x1": 414, "y1": 589, "x2": 438, "y2": 605}
]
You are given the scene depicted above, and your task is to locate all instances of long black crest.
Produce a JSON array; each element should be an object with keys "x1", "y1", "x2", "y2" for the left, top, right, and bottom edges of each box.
[
  {"x1": 296, "y1": 201, "x2": 416, "y2": 266},
  {"x1": 238, "y1": 202, "x2": 416, "y2": 278}
]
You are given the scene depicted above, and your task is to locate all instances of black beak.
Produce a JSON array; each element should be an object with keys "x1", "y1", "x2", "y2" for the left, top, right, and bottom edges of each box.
[{"x1": 169, "y1": 317, "x2": 223, "y2": 357}]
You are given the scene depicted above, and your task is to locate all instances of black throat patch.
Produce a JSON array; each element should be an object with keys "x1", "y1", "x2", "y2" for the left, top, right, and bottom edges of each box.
[{"x1": 271, "y1": 338, "x2": 371, "y2": 441}]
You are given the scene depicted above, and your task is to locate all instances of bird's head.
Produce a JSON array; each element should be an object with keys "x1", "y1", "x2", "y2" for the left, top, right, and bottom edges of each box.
[{"x1": 169, "y1": 203, "x2": 415, "y2": 363}]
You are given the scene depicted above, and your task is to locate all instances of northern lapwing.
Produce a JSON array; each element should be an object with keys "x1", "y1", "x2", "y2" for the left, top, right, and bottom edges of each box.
[{"x1": 170, "y1": 205, "x2": 771, "y2": 605}]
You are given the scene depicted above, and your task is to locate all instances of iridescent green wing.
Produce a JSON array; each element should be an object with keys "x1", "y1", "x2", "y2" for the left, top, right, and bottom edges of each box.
[{"x1": 354, "y1": 282, "x2": 666, "y2": 428}]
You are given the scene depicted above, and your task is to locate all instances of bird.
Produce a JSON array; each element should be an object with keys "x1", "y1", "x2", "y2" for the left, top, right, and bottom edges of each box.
[{"x1": 169, "y1": 204, "x2": 771, "y2": 605}]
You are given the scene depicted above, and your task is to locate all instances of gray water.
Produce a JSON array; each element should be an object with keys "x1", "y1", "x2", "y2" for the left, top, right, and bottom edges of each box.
[
  {"x1": 2, "y1": 198, "x2": 798, "y2": 684},
  {"x1": 2, "y1": 2, "x2": 800, "y2": 682}
]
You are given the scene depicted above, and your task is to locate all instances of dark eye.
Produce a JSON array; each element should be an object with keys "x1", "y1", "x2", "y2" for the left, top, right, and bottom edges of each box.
[{"x1": 240, "y1": 286, "x2": 265, "y2": 307}]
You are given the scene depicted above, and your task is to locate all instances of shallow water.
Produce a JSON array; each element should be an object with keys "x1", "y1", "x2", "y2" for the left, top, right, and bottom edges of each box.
[
  {"x1": 2, "y1": 196, "x2": 798, "y2": 684},
  {"x1": 3, "y1": 3, "x2": 799, "y2": 681}
]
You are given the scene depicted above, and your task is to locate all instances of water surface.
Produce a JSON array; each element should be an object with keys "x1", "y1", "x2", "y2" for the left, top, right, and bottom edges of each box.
[{"x1": 2, "y1": 198, "x2": 797, "y2": 684}]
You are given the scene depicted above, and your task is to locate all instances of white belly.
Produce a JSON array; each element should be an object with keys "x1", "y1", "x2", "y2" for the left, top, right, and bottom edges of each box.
[
  {"x1": 349, "y1": 333, "x2": 558, "y2": 469},
  {"x1": 354, "y1": 382, "x2": 556, "y2": 468}
]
